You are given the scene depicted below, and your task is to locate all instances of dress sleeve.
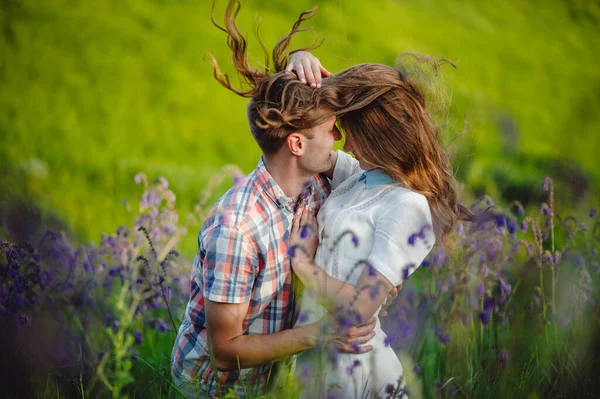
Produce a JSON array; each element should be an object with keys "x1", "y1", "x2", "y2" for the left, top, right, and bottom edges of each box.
[
  {"x1": 331, "y1": 150, "x2": 362, "y2": 190},
  {"x1": 199, "y1": 224, "x2": 258, "y2": 303},
  {"x1": 367, "y1": 192, "x2": 435, "y2": 286}
]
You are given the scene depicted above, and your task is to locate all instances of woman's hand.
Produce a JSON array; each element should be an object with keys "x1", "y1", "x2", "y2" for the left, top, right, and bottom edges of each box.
[
  {"x1": 286, "y1": 51, "x2": 332, "y2": 88},
  {"x1": 289, "y1": 207, "x2": 319, "y2": 264}
]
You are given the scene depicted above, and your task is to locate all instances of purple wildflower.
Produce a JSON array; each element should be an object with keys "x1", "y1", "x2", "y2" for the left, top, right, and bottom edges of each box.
[
  {"x1": 134, "y1": 330, "x2": 143, "y2": 345},
  {"x1": 590, "y1": 208, "x2": 597, "y2": 218},
  {"x1": 287, "y1": 246, "x2": 296, "y2": 257},
  {"x1": 158, "y1": 320, "x2": 168, "y2": 333},
  {"x1": 521, "y1": 220, "x2": 528, "y2": 232},
  {"x1": 479, "y1": 310, "x2": 490, "y2": 326},
  {"x1": 368, "y1": 265, "x2": 377, "y2": 277},
  {"x1": 542, "y1": 177, "x2": 552, "y2": 191},
  {"x1": 476, "y1": 283, "x2": 485, "y2": 298},
  {"x1": 233, "y1": 173, "x2": 244, "y2": 185},
  {"x1": 507, "y1": 218, "x2": 518, "y2": 235},
  {"x1": 494, "y1": 215, "x2": 506, "y2": 229},
  {"x1": 483, "y1": 297, "x2": 495, "y2": 311},
  {"x1": 435, "y1": 328, "x2": 451, "y2": 345},
  {"x1": 300, "y1": 225, "x2": 310, "y2": 239},
  {"x1": 413, "y1": 364, "x2": 422, "y2": 376}
]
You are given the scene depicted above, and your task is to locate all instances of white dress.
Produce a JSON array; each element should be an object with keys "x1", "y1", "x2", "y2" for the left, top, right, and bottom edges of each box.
[{"x1": 296, "y1": 151, "x2": 435, "y2": 399}]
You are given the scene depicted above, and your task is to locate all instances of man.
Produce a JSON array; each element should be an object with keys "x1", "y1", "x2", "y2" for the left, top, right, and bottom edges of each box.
[{"x1": 171, "y1": 3, "x2": 394, "y2": 397}]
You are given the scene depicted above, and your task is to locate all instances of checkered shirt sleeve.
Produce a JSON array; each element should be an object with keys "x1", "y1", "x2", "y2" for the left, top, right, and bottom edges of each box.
[{"x1": 201, "y1": 224, "x2": 258, "y2": 304}]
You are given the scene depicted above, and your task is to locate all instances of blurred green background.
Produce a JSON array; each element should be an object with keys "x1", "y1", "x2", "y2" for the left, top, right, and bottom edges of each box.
[{"x1": 1, "y1": 0, "x2": 599, "y2": 253}]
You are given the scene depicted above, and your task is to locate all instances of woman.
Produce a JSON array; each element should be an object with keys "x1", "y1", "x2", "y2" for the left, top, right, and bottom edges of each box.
[{"x1": 287, "y1": 53, "x2": 473, "y2": 398}]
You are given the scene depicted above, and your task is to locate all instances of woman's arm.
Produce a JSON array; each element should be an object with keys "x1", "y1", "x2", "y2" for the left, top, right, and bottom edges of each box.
[{"x1": 290, "y1": 209, "x2": 393, "y2": 323}]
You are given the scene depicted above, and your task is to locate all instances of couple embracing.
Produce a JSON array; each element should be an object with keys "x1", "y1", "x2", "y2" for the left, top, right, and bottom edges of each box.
[{"x1": 171, "y1": 2, "x2": 472, "y2": 398}]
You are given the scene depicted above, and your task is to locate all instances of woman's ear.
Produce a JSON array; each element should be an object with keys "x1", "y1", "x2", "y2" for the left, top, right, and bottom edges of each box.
[{"x1": 286, "y1": 132, "x2": 305, "y2": 156}]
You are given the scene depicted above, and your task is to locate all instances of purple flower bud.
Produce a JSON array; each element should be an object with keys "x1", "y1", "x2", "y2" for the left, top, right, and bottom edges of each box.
[
  {"x1": 521, "y1": 220, "x2": 528, "y2": 233},
  {"x1": 544, "y1": 218, "x2": 552, "y2": 228},
  {"x1": 414, "y1": 364, "x2": 422, "y2": 376},
  {"x1": 134, "y1": 330, "x2": 143, "y2": 345},
  {"x1": 408, "y1": 233, "x2": 418, "y2": 246},
  {"x1": 233, "y1": 173, "x2": 244, "y2": 185},
  {"x1": 158, "y1": 320, "x2": 168, "y2": 333},
  {"x1": 542, "y1": 177, "x2": 552, "y2": 191},
  {"x1": 588, "y1": 208, "x2": 597, "y2": 218},
  {"x1": 517, "y1": 207, "x2": 525, "y2": 217},
  {"x1": 287, "y1": 246, "x2": 296, "y2": 257},
  {"x1": 495, "y1": 215, "x2": 506, "y2": 229},
  {"x1": 456, "y1": 223, "x2": 463, "y2": 234},
  {"x1": 297, "y1": 312, "x2": 309, "y2": 324},
  {"x1": 542, "y1": 231, "x2": 549, "y2": 241},
  {"x1": 542, "y1": 205, "x2": 551, "y2": 217},
  {"x1": 435, "y1": 328, "x2": 451, "y2": 345},
  {"x1": 476, "y1": 283, "x2": 485, "y2": 298},
  {"x1": 368, "y1": 265, "x2": 377, "y2": 277},
  {"x1": 483, "y1": 297, "x2": 495, "y2": 311},
  {"x1": 507, "y1": 218, "x2": 518, "y2": 235},
  {"x1": 300, "y1": 225, "x2": 310, "y2": 239}
]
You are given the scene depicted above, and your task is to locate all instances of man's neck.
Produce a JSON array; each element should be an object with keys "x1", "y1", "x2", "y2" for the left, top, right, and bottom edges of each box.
[{"x1": 263, "y1": 154, "x2": 311, "y2": 199}]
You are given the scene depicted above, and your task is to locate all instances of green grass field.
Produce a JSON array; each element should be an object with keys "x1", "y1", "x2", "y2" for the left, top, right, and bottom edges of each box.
[{"x1": 1, "y1": 0, "x2": 599, "y2": 250}]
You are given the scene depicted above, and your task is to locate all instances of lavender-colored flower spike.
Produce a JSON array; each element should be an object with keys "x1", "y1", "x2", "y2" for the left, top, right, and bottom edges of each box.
[
  {"x1": 590, "y1": 208, "x2": 597, "y2": 218},
  {"x1": 479, "y1": 310, "x2": 490, "y2": 326},
  {"x1": 542, "y1": 176, "x2": 552, "y2": 191}
]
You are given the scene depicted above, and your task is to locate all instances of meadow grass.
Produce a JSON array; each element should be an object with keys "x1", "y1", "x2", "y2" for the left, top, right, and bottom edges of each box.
[{"x1": 1, "y1": 0, "x2": 598, "y2": 254}]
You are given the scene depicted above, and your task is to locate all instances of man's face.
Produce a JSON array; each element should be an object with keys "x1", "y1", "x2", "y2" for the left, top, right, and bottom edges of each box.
[{"x1": 301, "y1": 114, "x2": 341, "y2": 174}]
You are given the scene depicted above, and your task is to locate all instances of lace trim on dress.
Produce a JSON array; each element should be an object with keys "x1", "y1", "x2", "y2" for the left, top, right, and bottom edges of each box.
[{"x1": 329, "y1": 176, "x2": 360, "y2": 199}]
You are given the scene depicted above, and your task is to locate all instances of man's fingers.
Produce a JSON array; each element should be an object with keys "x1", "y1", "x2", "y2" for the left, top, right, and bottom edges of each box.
[
  {"x1": 338, "y1": 342, "x2": 374, "y2": 354},
  {"x1": 346, "y1": 317, "x2": 377, "y2": 338},
  {"x1": 352, "y1": 330, "x2": 376, "y2": 345}
]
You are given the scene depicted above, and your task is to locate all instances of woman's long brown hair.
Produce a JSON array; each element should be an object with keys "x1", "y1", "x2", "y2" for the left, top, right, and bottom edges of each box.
[{"x1": 324, "y1": 63, "x2": 474, "y2": 247}]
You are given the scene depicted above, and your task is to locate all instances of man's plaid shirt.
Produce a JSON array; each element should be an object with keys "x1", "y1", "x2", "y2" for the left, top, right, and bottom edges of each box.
[{"x1": 171, "y1": 157, "x2": 332, "y2": 396}]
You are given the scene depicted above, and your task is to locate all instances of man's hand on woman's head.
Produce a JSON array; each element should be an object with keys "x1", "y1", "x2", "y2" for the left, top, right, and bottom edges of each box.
[{"x1": 286, "y1": 51, "x2": 331, "y2": 88}]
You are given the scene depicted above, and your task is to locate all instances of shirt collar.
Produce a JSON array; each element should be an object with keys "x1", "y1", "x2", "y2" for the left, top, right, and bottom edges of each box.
[
  {"x1": 358, "y1": 168, "x2": 396, "y2": 190},
  {"x1": 255, "y1": 157, "x2": 313, "y2": 212}
]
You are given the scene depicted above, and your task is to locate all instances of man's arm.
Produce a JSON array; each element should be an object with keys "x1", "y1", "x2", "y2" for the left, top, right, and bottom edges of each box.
[{"x1": 205, "y1": 299, "x2": 376, "y2": 371}]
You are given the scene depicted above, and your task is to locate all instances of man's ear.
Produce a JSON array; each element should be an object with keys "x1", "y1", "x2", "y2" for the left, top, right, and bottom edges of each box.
[{"x1": 286, "y1": 132, "x2": 305, "y2": 156}]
